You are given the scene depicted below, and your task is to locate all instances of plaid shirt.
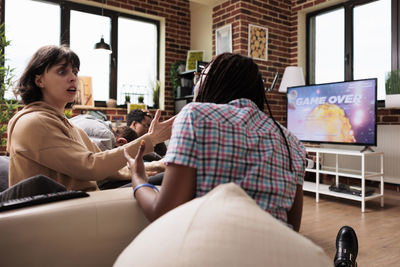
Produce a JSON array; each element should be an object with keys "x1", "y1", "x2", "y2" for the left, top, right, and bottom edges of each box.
[{"x1": 164, "y1": 98, "x2": 306, "y2": 224}]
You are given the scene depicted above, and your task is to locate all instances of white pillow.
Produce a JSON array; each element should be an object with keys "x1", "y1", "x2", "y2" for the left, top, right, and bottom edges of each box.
[{"x1": 114, "y1": 183, "x2": 331, "y2": 267}]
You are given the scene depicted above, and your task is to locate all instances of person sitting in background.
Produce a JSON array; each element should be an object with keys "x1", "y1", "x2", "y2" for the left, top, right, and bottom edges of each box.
[
  {"x1": 124, "y1": 53, "x2": 306, "y2": 231},
  {"x1": 69, "y1": 114, "x2": 117, "y2": 151},
  {"x1": 113, "y1": 126, "x2": 138, "y2": 147},
  {"x1": 70, "y1": 114, "x2": 165, "y2": 190},
  {"x1": 127, "y1": 109, "x2": 167, "y2": 160},
  {"x1": 6, "y1": 45, "x2": 173, "y2": 194}
]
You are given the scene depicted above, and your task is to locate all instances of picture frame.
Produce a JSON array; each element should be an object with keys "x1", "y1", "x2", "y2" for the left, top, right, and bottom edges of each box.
[
  {"x1": 248, "y1": 24, "x2": 268, "y2": 61},
  {"x1": 216, "y1": 24, "x2": 232, "y2": 55},
  {"x1": 76, "y1": 76, "x2": 94, "y2": 106},
  {"x1": 186, "y1": 50, "x2": 204, "y2": 71}
]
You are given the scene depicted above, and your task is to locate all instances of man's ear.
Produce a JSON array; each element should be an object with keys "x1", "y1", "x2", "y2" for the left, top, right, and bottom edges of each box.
[
  {"x1": 116, "y1": 137, "x2": 128, "y2": 146},
  {"x1": 35, "y1": 75, "x2": 43, "y2": 88},
  {"x1": 130, "y1": 121, "x2": 138, "y2": 130}
]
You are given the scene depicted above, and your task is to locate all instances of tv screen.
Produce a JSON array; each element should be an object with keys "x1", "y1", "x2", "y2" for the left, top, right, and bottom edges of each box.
[{"x1": 287, "y1": 78, "x2": 377, "y2": 146}]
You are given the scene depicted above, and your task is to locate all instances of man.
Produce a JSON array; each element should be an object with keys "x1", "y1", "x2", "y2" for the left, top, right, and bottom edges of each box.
[
  {"x1": 126, "y1": 109, "x2": 167, "y2": 157},
  {"x1": 70, "y1": 114, "x2": 164, "y2": 189}
]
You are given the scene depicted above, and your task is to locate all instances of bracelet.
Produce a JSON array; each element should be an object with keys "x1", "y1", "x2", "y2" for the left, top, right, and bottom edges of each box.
[{"x1": 133, "y1": 183, "x2": 159, "y2": 198}]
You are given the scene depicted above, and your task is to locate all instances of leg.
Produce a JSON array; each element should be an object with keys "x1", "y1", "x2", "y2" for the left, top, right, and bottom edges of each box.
[{"x1": 0, "y1": 175, "x2": 66, "y2": 202}]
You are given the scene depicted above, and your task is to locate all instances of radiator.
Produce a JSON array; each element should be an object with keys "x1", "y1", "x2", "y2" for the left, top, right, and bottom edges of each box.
[{"x1": 320, "y1": 125, "x2": 400, "y2": 185}]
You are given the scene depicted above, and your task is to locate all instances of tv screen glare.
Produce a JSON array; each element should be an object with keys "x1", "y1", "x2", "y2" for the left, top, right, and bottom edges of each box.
[{"x1": 287, "y1": 78, "x2": 377, "y2": 146}]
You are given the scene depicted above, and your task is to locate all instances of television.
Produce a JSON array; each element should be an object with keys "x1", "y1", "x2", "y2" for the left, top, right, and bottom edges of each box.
[{"x1": 286, "y1": 78, "x2": 377, "y2": 147}]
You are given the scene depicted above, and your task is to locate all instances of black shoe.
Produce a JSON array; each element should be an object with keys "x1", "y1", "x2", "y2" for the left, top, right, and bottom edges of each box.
[{"x1": 334, "y1": 226, "x2": 358, "y2": 267}]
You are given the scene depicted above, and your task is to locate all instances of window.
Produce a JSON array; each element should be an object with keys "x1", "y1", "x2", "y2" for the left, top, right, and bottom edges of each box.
[
  {"x1": 118, "y1": 17, "x2": 158, "y2": 106},
  {"x1": 4, "y1": 0, "x2": 60, "y2": 99},
  {"x1": 307, "y1": 0, "x2": 398, "y2": 101},
  {"x1": 4, "y1": 0, "x2": 159, "y2": 105},
  {"x1": 70, "y1": 10, "x2": 111, "y2": 102}
]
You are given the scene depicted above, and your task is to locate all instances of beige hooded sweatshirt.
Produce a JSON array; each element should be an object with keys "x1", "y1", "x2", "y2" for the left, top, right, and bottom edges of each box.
[{"x1": 7, "y1": 101, "x2": 153, "y2": 191}]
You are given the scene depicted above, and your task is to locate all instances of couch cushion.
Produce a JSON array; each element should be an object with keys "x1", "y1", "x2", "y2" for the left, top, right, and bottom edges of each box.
[
  {"x1": 0, "y1": 156, "x2": 9, "y2": 192},
  {"x1": 114, "y1": 183, "x2": 331, "y2": 267}
]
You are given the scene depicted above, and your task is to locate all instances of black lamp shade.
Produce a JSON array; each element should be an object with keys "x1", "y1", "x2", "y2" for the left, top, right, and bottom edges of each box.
[{"x1": 94, "y1": 37, "x2": 112, "y2": 54}]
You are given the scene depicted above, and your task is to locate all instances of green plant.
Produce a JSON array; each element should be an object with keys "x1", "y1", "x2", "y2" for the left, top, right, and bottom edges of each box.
[
  {"x1": 64, "y1": 109, "x2": 73, "y2": 119},
  {"x1": 0, "y1": 23, "x2": 19, "y2": 146},
  {"x1": 170, "y1": 61, "x2": 185, "y2": 97},
  {"x1": 138, "y1": 95, "x2": 144, "y2": 103},
  {"x1": 385, "y1": 70, "x2": 400, "y2": 95},
  {"x1": 125, "y1": 94, "x2": 130, "y2": 103},
  {"x1": 152, "y1": 80, "x2": 160, "y2": 109}
]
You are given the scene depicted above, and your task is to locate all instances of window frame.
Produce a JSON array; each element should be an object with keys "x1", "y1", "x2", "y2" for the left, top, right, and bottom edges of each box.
[
  {"x1": 306, "y1": 0, "x2": 400, "y2": 105},
  {"x1": 2, "y1": 0, "x2": 160, "y2": 101}
]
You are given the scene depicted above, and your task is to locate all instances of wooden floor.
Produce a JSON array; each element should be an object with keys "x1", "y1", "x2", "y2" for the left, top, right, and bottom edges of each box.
[{"x1": 300, "y1": 188, "x2": 400, "y2": 267}]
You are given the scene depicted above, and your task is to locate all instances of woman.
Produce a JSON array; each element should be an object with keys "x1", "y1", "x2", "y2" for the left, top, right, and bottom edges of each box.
[
  {"x1": 125, "y1": 53, "x2": 306, "y2": 231},
  {"x1": 7, "y1": 45, "x2": 173, "y2": 192}
]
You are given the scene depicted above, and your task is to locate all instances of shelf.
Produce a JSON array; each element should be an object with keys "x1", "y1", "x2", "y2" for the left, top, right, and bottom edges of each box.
[
  {"x1": 305, "y1": 166, "x2": 383, "y2": 179},
  {"x1": 305, "y1": 147, "x2": 384, "y2": 212},
  {"x1": 303, "y1": 181, "x2": 383, "y2": 201}
]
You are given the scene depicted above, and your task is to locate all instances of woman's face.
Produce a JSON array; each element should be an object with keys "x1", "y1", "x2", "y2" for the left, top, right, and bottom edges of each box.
[{"x1": 35, "y1": 60, "x2": 79, "y2": 111}]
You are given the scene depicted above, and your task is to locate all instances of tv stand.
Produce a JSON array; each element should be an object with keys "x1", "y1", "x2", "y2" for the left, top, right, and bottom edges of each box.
[
  {"x1": 360, "y1": 146, "x2": 374, "y2": 153},
  {"x1": 304, "y1": 147, "x2": 384, "y2": 212}
]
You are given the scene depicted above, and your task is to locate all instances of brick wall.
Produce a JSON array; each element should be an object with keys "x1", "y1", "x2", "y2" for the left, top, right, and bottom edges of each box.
[
  {"x1": 212, "y1": 0, "x2": 292, "y2": 124},
  {"x1": 212, "y1": 0, "x2": 400, "y2": 126}
]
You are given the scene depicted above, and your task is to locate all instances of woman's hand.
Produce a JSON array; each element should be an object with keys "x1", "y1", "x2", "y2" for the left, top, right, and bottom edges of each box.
[
  {"x1": 147, "y1": 110, "x2": 175, "y2": 145},
  {"x1": 124, "y1": 140, "x2": 148, "y2": 185}
]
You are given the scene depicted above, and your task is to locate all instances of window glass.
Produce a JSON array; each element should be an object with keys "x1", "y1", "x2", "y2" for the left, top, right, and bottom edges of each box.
[
  {"x1": 5, "y1": 0, "x2": 60, "y2": 99},
  {"x1": 314, "y1": 8, "x2": 344, "y2": 84},
  {"x1": 118, "y1": 17, "x2": 157, "y2": 106},
  {"x1": 70, "y1": 10, "x2": 111, "y2": 102},
  {"x1": 353, "y1": 0, "x2": 391, "y2": 101}
]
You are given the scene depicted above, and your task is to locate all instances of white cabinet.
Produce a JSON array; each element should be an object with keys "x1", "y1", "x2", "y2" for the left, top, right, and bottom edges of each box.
[{"x1": 304, "y1": 147, "x2": 384, "y2": 212}]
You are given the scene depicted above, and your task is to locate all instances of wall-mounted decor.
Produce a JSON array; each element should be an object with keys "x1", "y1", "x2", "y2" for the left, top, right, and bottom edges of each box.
[
  {"x1": 77, "y1": 76, "x2": 94, "y2": 106},
  {"x1": 216, "y1": 24, "x2": 232, "y2": 55},
  {"x1": 248, "y1": 24, "x2": 268, "y2": 61},
  {"x1": 186, "y1": 50, "x2": 204, "y2": 71}
]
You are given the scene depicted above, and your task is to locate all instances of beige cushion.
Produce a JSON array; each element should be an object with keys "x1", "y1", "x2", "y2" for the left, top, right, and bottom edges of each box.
[
  {"x1": 114, "y1": 183, "x2": 331, "y2": 267},
  {"x1": 0, "y1": 188, "x2": 149, "y2": 267}
]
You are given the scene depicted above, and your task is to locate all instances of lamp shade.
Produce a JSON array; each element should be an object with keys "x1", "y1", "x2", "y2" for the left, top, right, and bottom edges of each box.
[
  {"x1": 278, "y1": 66, "x2": 305, "y2": 93},
  {"x1": 94, "y1": 37, "x2": 112, "y2": 54}
]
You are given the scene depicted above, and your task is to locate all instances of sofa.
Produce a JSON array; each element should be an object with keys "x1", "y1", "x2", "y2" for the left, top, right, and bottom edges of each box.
[
  {"x1": 0, "y1": 183, "x2": 332, "y2": 267},
  {"x1": 0, "y1": 187, "x2": 149, "y2": 267}
]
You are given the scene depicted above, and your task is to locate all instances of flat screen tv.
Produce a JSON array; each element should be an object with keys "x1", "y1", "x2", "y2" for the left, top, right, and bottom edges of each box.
[{"x1": 286, "y1": 78, "x2": 377, "y2": 147}]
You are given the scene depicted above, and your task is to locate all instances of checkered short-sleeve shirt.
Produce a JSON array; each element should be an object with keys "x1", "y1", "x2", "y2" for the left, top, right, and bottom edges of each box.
[{"x1": 164, "y1": 98, "x2": 306, "y2": 224}]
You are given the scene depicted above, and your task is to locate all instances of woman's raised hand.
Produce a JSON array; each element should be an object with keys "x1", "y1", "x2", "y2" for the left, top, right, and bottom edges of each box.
[{"x1": 147, "y1": 110, "x2": 175, "y2": 145}]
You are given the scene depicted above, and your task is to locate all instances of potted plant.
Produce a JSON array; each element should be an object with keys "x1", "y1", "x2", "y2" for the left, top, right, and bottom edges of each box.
[
  {"x1": 152, "y1": 80, "x2": 160, "y2": 109},
  {"x1": 138, "y1": 95, "x2": 144, "y2": 103},
  {"x1": 125, "y1": 94, "x2": 130, "y2": 104},
  {"x1": 385, "y1": 69, "x2": 400, "y2": 108},
  {"x1": 170, "y1": 61, "x2": 185, "y2": 98},
  {"x1": 0, "y1": 23, "x2": 19, "y2": 148}
]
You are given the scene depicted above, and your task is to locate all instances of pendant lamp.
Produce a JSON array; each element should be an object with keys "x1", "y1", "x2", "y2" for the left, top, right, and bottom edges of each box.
[{"x1": 94, "y1": 0, "x2": 112, "y2": 54}]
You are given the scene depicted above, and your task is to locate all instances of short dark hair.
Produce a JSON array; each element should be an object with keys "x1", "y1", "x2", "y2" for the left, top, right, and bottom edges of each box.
[
  {"x1": 114, "y1": 126, "x2": 138, "y2": 143},
  {"x1": 126, "y1": 109, "x2": 152, "y2": 127},
  {"x1": 15, "y1": 45, "x2": 80, "y2": 105},
  {"x1": 195, "y1": 53, "x2": 265, "y2": 111}
]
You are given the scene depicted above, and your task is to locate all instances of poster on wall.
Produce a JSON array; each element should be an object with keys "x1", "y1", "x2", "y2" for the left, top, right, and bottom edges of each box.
[
  {"x1": 248, "y1": 24, "x2": 268, "y2": 61},
  {"x1": 186, "y1": 50, "x2": 204, "y2": 71},
  {"x1": 216, "y1": 24, "x2": 232, "y2": 55},
  {"x1": 76, "y1": 76, "x2": 94, "y2": 106}
]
